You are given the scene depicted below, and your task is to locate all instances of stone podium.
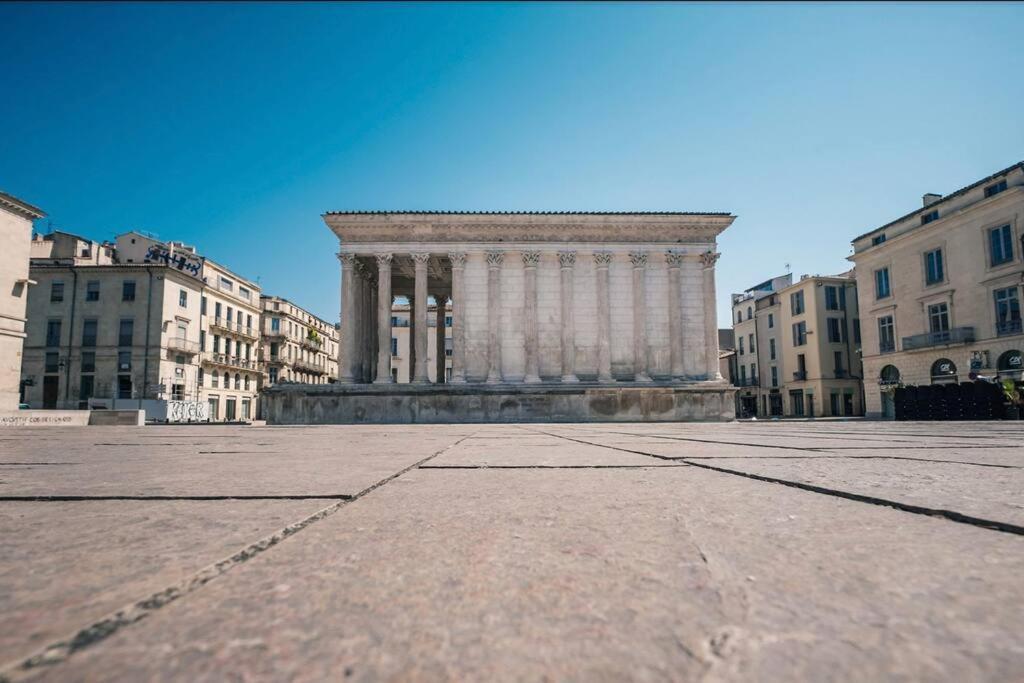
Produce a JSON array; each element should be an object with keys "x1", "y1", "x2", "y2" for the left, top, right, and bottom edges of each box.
[{"x1": 263, "y1": 211, "x2": 736, "y2": 424}]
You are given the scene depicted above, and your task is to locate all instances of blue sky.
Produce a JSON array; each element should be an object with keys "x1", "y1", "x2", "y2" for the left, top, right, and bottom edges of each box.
[{"x1": 2, "y1": 2, "x2": 1022, "y2": 323}]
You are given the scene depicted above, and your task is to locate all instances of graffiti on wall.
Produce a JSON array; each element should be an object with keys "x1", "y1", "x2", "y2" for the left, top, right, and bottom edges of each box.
[
  {"x1": 167, "y1": 400, "x2": 209, "y2": 423},
  {"x1": 144, "y1": 244, "x2": 204, "y2": 278}
]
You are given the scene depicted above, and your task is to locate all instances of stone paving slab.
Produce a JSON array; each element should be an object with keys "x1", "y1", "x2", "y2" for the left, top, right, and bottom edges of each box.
[
  {"x1": 428, "y1": 439, "x2": 677, "y2": 467},
  {"x1": 16, "y1": 467, "x2": 1024, "y2": 682},
  {"x1": 0, "y1": 499, "x2": 330, "y2": 666}
]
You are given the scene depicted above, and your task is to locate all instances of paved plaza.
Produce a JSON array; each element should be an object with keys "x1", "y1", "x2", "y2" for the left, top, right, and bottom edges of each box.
[{"x1": 1, "y1": 420, "x2": 1022, "y2": 681}]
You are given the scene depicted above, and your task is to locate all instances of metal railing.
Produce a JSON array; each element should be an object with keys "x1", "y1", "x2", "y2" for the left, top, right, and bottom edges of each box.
[
  {"x1": 793, "y1": 371, "x2": 807, "y2": 381},
  {"x1": 997, "y1": 319, "x2": 1023, "y2": 337},
  {"x1": 202, "y1": 352, "x2": 262, "y2": 371},
  {"x1": 301, "y1": 336, "x2": 323, "y2": 351},
  {"x1": 211, "y1": 317, "x2": 258, "y2": 339},
  {"x1": 294, "y1": 357, "x2": 326, "y2": 374},
  {"x1": 901, "y1": 326, "x2": 975, "y2": 351},
  {"x1": 167, "y1": 337, "x2": 200, "y2": 354},
  {"x1": 734, "y1": 378, "x2": 759, "y2": 387}
]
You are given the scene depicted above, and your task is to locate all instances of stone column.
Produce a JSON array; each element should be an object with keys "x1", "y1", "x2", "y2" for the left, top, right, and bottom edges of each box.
[
  {"x1": 630, "y1": 251, "x2": 652, "y2": 382},
  {"x1": 407, "y1": 295, "x2": 415, "y2": 383},
  {"x1": 701, "y1": 250, "x2": 723, "y2": 381},
  {"x1": 558, "y1": 251, "x2": 579, "y2": 383},
  {"x1": 448, "y1": 252, "x2": 467, "y2": 383},
  {"x1": 337, "y1": 252, "x2": 358, "y2": 383},
  {"x1": 412, "y1": 253, "x2": 430, "y2": 383},
  {"x1": 522, "y1": 251, "x2": 541, "y2": 383},
  {"x1": 435, "y1": 295, "x2": 446, "y2": 383},
  {"x1": 374, "y1": 253, "x2": 393, "y2": 383},
  {"x1": 593, "y1": 252, "x2": 614, "y2": 383},
  {"x1": 666, "y1": 251, "x2": 685, "y2": 380},
  {"x1": 485, "y1": 250, "x2": 504, "y2": 384},
  {"x1": 368, "y1": 277, "x2": 377, "y2": 383},
  {"x1": 353, "y1": 263, "x2": 366, "y2": 382}
]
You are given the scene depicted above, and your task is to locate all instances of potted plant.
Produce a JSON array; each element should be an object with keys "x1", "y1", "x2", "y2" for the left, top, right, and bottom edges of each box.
[{"x1": 1002, "y1": 379, "x2": 1022, "y2": 420}]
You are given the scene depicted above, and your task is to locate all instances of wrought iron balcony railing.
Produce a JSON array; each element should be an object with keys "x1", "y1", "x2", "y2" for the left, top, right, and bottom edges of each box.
[
  {"x1": 210, "y1": 317, "x2": 258, "y2": 339},
  {"x1": 901, "y1": 326, "x2": 975, "y2": 351},
  {"x1": 166, "y1": 337, "x2": 200, "y2": 354},
  {"x1": 202, "y1": 352, "x2": 262, "y2": 372},
  {"x1": 793, "y1": 371, "x2": 807, "y2": 381},
  {"x1": 293, "y1": 357, "x2": 326, "y2": 374}
]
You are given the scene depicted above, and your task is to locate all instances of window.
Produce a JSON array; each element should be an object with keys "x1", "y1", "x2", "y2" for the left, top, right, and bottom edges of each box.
[
  {"x1": 85, "y1": 281, "x2": 100, "y2": 301},
  {"x1": 770, "y1": 366, "x2": 778, "y2": 388},
  {"x1": 792, "y1": 321, "x2": 807, "y2": 346},
  {"x1": 268, "y1": 367, "x2": 278, "y2": 383},
  {"x1": 924, "y1": 248, "x2": 944, "y2": 285},
  {"x1": 445, "y1": 338, "x2": 453, "y2": 356},
  {"x1": 226, "y1": 306, "x2": 233, "y2": 324},
  {"x1": 767, "y1": 313, "x2": 774, "y2": 329},
  {"x1": 45, "y1": 352, "x2": 59, "y2": 373},
  {"x1": 212, "y1": 370, "x2": 219, "y2": 388},
  {"x1": 834, "y1": 351, "x2": 844, "y2": 375},
  {"x1": 82, "y1": 319, "x2": 98, "y2": 347},
  {"x1": 871, "y1": 234, "x2": 887, "y2": 246},
  {"x1": 118, "y1": 319, "x2": 134, "y2": 346},
  {"x1": 81, "y1": 352, "x2": 96, "y2": 373},
  {"x1": 748, "y1": 334, "x2": 755, "y2": 353},
  {"x1": 117, "y1": 375, "x2": 132, "y2": 399},
  {"x1": 750, "y1": 363, "x2": 756, "y2": 380},
  {"x1": 391, "y1": 337, "x2": 399, "y2": 355},
  {"x1": 989, "y1": 225, "x2": 1014, "y2": 266},
  {"x1": 122, "y1": 280, "x2": 136, "y2": 302},
  {"x1": 198, "y1": 368, "x2": 204, "y2": 387},
  {"x1": 46, "y1": 320, "x2": 62, "y2": 347},
  {"x1": 746, "y1": 306, "x2": 752, "y2": 320},
  {"x1": 220, "y1": 276, "x2": 234, "y2": 291},
  {"x1": 271, "y1": 317, "x2": 281, "y2": 332},
  {"x1": 736, "y1": 311, "x2": 742, "y2": 323},
  {"x1": 50, "y1": 281, "x2": 64, "y2": 303},
  {"x1": 853, "y1": 319, "x2": 861, "y2": 344},
  {"x1": 215, "y1": 302, "x2": 222, "y2": 320},
  {"x1": 878, "y1": 316, "x2": 895, "y2": 353},
  {"x1": 199, "y1": 330, "x2": 206, "y2": 351},
  {"x1": 118, "y1": 350, "x2": 132, "y2": 371},
  {"x1": 213, "y1": 335, "x2": 221, "y2": 353},
  {"x1": 179, "y1": 289, "x2": 187, "y2": 307},
  {"x1": 984, "y1": 180, "x2": 1007, "y2": 197},
  {"x1": 928, "y1": 302, "x2": 950, "y2": 334},
  {"x1": 827, "y1": 318, "x2": 844, "y2": 343},
  {"x1": 769, "y1": 338, "x2": 776, "y2": 361},
  {"x1": 239, "y1": 286, "x2": 250, "y2": 301},
  {"x1": 994, "y1": 287, "x2": 1021, "y2": 336},
  {"x1": 790, "y1": 291, "x2": 805, "y2": 315},
  {"x1": 246, "y1": 314, "x2": 253, "y2": 331},
  {"x1": 234, "y1": 373, "x2": 241, "y2": 389},
  {"x1": 738, "y1": 337, "x2": 744, "y2": 354},
  {"x1": 201, "y1": 296, "x2": 207, "y2": 315},
  {"x1": 921, "y1": 209, "x2": 939, "y2": 225},
  {"x1": 739, "y1": 365, "x2": 746, "y2": 383},
  {"x1": 445, "y1": 316, "x2": 453, "y2": 327},
  {"x1": 875, "y1": 268, "x2": 891, "y2": 299},
  {"x1": 244, "y1": 375, "x2": 251, "y2": 390},
  {"x1": 825, "y1": 286, "x2": 840, "y2": 311}
]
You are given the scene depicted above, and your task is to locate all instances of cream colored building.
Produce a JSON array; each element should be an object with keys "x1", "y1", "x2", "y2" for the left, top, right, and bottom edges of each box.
[
  {"x1": 22, "y1": 230, "x2": 262, "y2": 421},
  {"x1": 732, "y1": 272, "x2": 864, "y2": 418},
  {"x1": 387, "y1": 300, "x2": 452, "y2": 383},
  {"x1": 0, "y1": 191, "x2": 45, "y2": 411},
  {"x1": 260, "y1": 295, "x2": 339, "y2": 386},
  {"x1": 850, "y1": 162, "x2": 1024, "y2": 418}
]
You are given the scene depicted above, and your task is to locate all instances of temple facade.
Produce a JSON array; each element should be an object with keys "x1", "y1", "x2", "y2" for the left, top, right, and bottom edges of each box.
[{"x1": 263, "y1": 211, "x2": 737, "y2": 423}]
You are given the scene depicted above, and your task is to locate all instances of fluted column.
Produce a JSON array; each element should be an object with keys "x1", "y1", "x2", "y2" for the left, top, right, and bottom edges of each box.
[
  {"x1": 630, "y1": 251, "x2": 652, "y2": 382},
  {"x1": 374, "y1": 253, "x2": 393, "y2": 383},
  {"x1": 338, "y1": 252, "x2": 357, "y2": 383},
  {"x1": 412, "y1": 253, "x2": 430, "y2": 383},
  {"x1": 666, "y1": 251, "x2": 685, "y2": 380},
  {"x1": 407, "y1": 295, "x2": 416, "y2": 382},
  {"x1": 368, "y1": 278, "x2": 377, "y2": 382},
  {"x1": 485, "y1": 250, "x2": 504, "y2": 383},
  {"x1": 435, "y1": 295, "x2": 446, "y2": 383},
  {"x1": 558, "y1": 251, "x2": 579, "y2": 383},
  {"x1": 701, "y1": 250, "x2": 723, "y2": 381},
  {"x1": 522, "y1": 251, "x2": 541, "y2": 383},
  {"x1": 593, "y1": 252, "x2": 614, "y2": 383},
  {"x1": 448, "y1": 252, "x2": 467, "y2": 383}
]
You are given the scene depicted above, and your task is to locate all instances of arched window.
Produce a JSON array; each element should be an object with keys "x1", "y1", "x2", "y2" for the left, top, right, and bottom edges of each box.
[
  {"x1": 880, "y1": 365, "x2": 900, "y2": 384},
  {"x1": 930, "y1": 358, "x2": 957, "y2": 384},
  {"x1": 234, "y1": 373, "x2": 241, "y2": 389},
  {"x1": 211, "y1": 370, "x2": 219, "y2": 388},
  {"x1": 737, "y1": 310, "x2": 742, "y2": 323},
  {"x1": 244, "y1": 375, "x2": 251, "y2": 390},
  {"x1": 747, "y1": 306, "x2": 752, "y2": 320}
]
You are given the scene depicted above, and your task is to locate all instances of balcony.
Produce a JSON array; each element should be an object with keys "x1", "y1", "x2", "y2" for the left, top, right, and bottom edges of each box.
[
  {"x1": 734, "y1": 378, "x2": 759, "y2": 387},
  {"x1": 210, "y1": 317, "x2": 258, "y2": 340},
  {"x1": 301, "y1": 335, "x2": 323, "y2": 351},
  {"x1": 166, "y1": 337, "x2": 199, "y2": 354},
  {"x1": 293, "y1": 357, "x2": 326, "y2": 374},
  {"x1": 265, "y1": 354, "x2": 288, "y2": 365},
  {"x1": 202, "y1": 352, "x2": 262, "y2": 372},
  {"x1": 263, "y1": 328, "x2": 286, "y2": 340},
  {"x1": 997, "y1": 319, "x2": 1023, "y2": 337},
  {"x1": 834, "y1": 368, "x2": 848, "y2": 379},
  {"x1": 901, "y1": 326, "x2": 975, "y2": 351},
  {"x1": 793, "y1": 371, "x2": 807, "y2": 381}
]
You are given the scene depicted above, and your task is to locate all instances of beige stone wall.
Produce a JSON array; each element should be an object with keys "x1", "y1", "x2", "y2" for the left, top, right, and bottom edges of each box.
[
  {"x1": 387, "y1": 302, "x2": 451, "y2": 383},
  {"x1": 260, "y1": 295, "x2": 340, "y2": 387},
  {"x1": 0, "y1": 206, "x2": 36, "y2": 410},
  {"x1": 851, "y1": 165, "x2": 1024, "y2": 417}
]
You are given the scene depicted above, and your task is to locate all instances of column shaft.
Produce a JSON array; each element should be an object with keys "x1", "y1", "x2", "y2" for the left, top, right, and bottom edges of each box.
[
  {"x1": 485, "y1": 251, "x2": 504, "y2": 383},
  {"x1": 559, "y1": 251, "x2": 578, "y2": 382},
  {"x1": 407, "y1": 296, "x2": 415, "y2": 383},
  {"x1": 667, "y1": 252, "x2": 685, "y2": 380},
  {"x1": 594, "y1": 252, "x2": 614, "y2": 382},
  {"x1": 448, "y1": 253, "x2": 467, "y2": 383},
  {"x1": 435, "y1": 296, "x2": 446, "y2": 383},
  {"x1": 701, "y1": 251, "x2": 723, "y2": 380},
  {"x1": 374, "y1": 254, "x2": 393, "y2": 383},
  {"x1": 630, "y1": 252, "x2": 652, "y2": 382},
  {"x1": 412, "y1": 253, "x2": 430, "y2": 383},
  {"x1": 523, "y1": 251, "x2": 541, "y2": 383},
  {"x1": 338, "y1": 253, "x2": 357, "y2": 383}
]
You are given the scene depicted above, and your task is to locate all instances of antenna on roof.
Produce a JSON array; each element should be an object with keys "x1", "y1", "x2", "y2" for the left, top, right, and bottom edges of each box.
[{"x1": 784, "y1": 262, "x2": 791, "y2": 273}]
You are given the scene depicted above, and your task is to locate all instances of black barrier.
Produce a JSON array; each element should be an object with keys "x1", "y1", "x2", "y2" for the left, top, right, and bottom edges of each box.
[{"x1": 894, "y1": 380, "x2": 1009, "y2": 420}]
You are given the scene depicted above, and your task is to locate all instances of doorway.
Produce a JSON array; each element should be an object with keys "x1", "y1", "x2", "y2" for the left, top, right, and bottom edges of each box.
[{"x1": 43, "y1": 376, "x2": 59, "y2": 409}]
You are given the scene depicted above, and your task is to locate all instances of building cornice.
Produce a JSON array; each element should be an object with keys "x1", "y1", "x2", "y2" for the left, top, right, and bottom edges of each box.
[
  {"x1": 0, "y1": 191, "x2": 45, "y2": 220},
  {"x1": 324, "y1": 212, "x2": 735, "y2": 244}
]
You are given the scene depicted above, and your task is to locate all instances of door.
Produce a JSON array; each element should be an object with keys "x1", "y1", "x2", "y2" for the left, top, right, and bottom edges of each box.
[
  {"x1": 843, "y1": 393, "x2": 855, "y2": 416},
  {"x1": 43, "y1": 376, "x2": 59, "y2": 409},
  {"x1": 225, "y1": 397, "x2": 237, "y2": 421},
  {"x1": 881, "y1": 392, "x2": 895, "y2": 418}
]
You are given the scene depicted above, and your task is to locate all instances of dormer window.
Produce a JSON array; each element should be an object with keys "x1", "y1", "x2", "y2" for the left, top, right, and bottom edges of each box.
[
  {"x1": 984, "y1": 180, "x2": 1007, "y2": 198},
  {"x1": 921, "y1": 210, "x2": 939, "y2": 225},
  {"x1": 871, "y1": 234, "x2": 886, "y2": 246}
]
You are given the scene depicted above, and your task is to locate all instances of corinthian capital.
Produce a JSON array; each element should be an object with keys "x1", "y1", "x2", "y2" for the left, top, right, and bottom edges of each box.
[
  {"x1": 375, "y1": 253, "x2": 393, "y2": 268},
  {"x1": 593, "y1": 252, "x2": 613, "y2": 267},
  {"x1": 700, "y1": 251, "x2": 721, "y2": 269},
  {"x1": 629, "y1": 251, "x2": 648, "y2": 268},
  {"x1": 485, "y1": 251, "x2": 504, "y2": 267},
  {"x1": 447, "y1": 251, "x2": 467, "y2": 268},
  {"x1": 665, "y1": 250, "x2": 686, "y2": 267},
  {"x1": 338, "y1": 252, "x2": 358, "y2": 266},
  {"x1": 558, "y1": 251, "x2": 577, "y2": 268},
  {"x1": 411, "y1": 252, "x2": 431, "y2": 267},
  {"x1": 522, "y1": 250, "x2": 541, "y2": 267}
]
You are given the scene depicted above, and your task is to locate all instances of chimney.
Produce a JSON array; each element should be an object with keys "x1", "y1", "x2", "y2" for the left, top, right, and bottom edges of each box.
[{"x1": 923, "y1": 193, "x2": 942, "y2": 207}]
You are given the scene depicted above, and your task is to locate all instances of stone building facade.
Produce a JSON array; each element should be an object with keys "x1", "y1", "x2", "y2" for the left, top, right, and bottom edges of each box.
[
  {"x1": 260, "y1": 295, "x2": 339, "y2": 386},
  {"x1": 387, "y1": 300, "x2": 452, "y2": 384},
  {"x1": 264, "y1": 211, "x2": 736, "y2": 424},
  {"x1": 850, "y1": 162, "x2": 1024, "y2": 418},
  {"x1": 0, "y1": 191, "x2": 45, "y2": 411}
]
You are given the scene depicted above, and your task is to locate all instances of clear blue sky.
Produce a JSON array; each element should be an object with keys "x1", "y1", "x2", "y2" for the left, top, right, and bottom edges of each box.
[{"x1": 3, "y1": 2, "x2": 1022, "y2": 324}]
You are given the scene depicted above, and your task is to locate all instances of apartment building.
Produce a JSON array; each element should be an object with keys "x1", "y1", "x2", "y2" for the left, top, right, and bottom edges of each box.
[
  {"x1": 0, "y1": 191, "x2": 45, "y2": 411},
  {"x1": 850, "y1": 162, "x2": 1024, "y2": 418},
  {"x1": 22, "y1": 230, "x2": 262, "y2": 421},
  {"x1": 260, "y1": 295, "x2": 339, "y2": 386},
  {"x1": 388, "y1": 300, "x2": 452, "y2": 383},
  {"x1": 732, "y1": 272, "x2": 864, "y2": 418}
]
